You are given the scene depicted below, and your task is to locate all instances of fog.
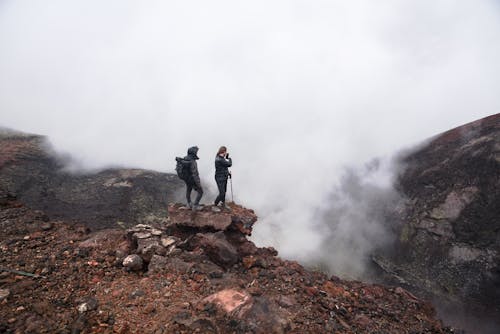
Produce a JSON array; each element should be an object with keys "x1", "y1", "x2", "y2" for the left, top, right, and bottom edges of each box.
[{"x1": 1, "y1": 1, "x2": 500, "y2": 278}]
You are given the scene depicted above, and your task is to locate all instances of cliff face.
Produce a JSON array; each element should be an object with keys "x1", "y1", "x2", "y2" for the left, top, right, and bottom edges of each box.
[
  {"x1": 0, "y1": 197, "x2": 453, "y2": 333},
  {"x1": 0, "y1": 129, "x2": 184, "y2": 229},
  {"x1": 375, "y1": 114, "x2": 500, "y2": 329}
]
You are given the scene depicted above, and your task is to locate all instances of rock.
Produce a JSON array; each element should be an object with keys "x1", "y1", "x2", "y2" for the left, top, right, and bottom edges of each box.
[
  {"x1": 148, "y1": 255, "x2": 168, "y2": 273},
  {"x1": 276, "y1": 295, "x2": 296, "y2": 308},
  {"x1": 173, "y1": 312, "x2": 217, "y2": 332},
  {"x1": 168, "y1": 205, "x2": 233, "y2": 230},
  {"x1": 167, "y1": 203, "x2": 257, "y2": 236},
  {"x1": 122, "y1": 254, "x2": 143, "y2": 271},
  {"x1": 193, "y1": 262, "x2": 223, "y2": 277},
  {"x1": 136, "y1": 238, "x2": 162, "y2": 262},
  {"x1": 134, "y1": 232, "x2": 152, "y2": 239},
  {"x1": 161, "y1": 236, "x2": 177, "y2": 248},
  {"x1": 203, "y1": 289, "x2": 252, "y2": 314},
  {"x1": 0, "y1": 288, "x2": 10, "y2": 301},
  {"x1": 167, "y1": 258, "x2": 193, "y2": 273},
  {"x1": 190, "y1": 232, "x2": 239, "y2": 268},
  {"x1": 151, "y1": 229, "x2": 162, "y2": 236},
  {"x1": 203, "y1": 290, "x2": 290, "y2": 334},
  {"x1": 77, "y1": 297, "x2": 98, "y2": 313},
  {"x1": 147, "y1": 254, "x2": 193, "y2": 274},
  {"x1": 129, "y1": 289, "x2": 146, "y2": 299},
  {"x1": 40, "y1": 222, "x2": 53, "y2": 231}
]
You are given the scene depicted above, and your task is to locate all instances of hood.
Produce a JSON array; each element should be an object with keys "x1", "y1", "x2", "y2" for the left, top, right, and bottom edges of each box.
[{"x1": 187, "y1": 146, "x2": 199, "y2": 159}]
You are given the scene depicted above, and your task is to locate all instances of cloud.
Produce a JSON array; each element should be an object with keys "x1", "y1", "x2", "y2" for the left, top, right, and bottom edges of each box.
[{"x1": 1, "y1": 0, "x2": 500, "y2": 276}]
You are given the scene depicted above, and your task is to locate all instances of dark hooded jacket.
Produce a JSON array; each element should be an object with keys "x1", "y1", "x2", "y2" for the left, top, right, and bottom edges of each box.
[
  {"x1": 215, "y1": 155, "x2": 232, "y2": 181},
  {"x1": 183, "y1": 146, "x2": 201, "y2": 186}
]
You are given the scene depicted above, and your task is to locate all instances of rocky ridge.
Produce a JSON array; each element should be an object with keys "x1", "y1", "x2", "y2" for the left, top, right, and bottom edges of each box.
[
  {"x1": 0, "y1": 129, "x2": 184, "y2": 229},
  {"x1": 0, "y1": 196, "x2": 455, "y2": 333}
]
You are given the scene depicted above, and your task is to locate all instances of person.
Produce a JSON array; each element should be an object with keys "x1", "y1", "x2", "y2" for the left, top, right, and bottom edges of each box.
[
  {"x1": 214, "y1": 146, "x2": 232, "y2": 210},
  {"x1": 183, "y1": 146, "x2": 203, "y2": 210}
]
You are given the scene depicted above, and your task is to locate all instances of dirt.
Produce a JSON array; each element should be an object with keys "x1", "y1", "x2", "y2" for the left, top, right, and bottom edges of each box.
[{"x1": 0, "y1": 197, "x2": 456, "y2": 333}]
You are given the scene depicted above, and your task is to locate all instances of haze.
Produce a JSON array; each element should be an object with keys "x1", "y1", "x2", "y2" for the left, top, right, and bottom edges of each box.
[{"x1": 1, "y1": 1, "x2": 500, "y2": 277}]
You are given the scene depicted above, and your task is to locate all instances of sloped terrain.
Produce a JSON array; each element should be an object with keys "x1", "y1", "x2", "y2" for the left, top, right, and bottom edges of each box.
[
  {"x1": 0, "y1": 129, "x2": 184, "y2": 229},
  {"x1": 375, "y1": 113, "x2": 500, "y2": 332},
  {"x1": 0, "y1": 196, "x2": 454, "y2": 333}
]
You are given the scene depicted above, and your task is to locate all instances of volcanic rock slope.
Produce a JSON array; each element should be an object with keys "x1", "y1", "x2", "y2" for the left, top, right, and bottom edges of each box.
[
  {"x1": 0, "y1": 196, "x2": 454, "y2": 333},
  {"x1": 0, "y1": 129, "x2": 184, "y2": 229},
  {"x1": 376, "y1": 114, "x2": 500, "y2": 318}
]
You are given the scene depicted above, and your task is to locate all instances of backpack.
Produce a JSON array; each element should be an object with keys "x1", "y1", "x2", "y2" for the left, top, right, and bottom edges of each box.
[{"x1": 175, "y1": 157, "x2": 191, "y2": 181}]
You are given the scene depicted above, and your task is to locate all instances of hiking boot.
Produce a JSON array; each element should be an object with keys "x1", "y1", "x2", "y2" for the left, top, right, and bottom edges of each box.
[
  {"x1": 186, "y1": 202, "x2": 193, "y2": 209},
  {"x1": 211, "y1": 206, "x2": 222, "y2": 213},
  {"x1": 192, "y1": 204, "x2": 204, "y2": 211},
  {"x1": 222, "y1": 203, "x2": 232, "y2": 211}
]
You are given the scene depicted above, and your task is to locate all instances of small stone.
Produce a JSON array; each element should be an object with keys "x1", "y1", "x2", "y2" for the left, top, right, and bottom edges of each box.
[
  {"x1": 41, "y1": 222, "x2": 53, "y2": 231},
  {"x1": 276, "y1": 295, "x2": 296, "y2": 308},
  {"x1": 129, "y1": 289, "x2": 146, "y2": 299},
  {"x1": 16, "y1": 306, "x2": 25, "y2": 312},
  {"x1": 135, "y1": 224, "x2": 151, "y2": 229},
  {"x1": 122, "y1": 254, "x2": 143, "y2": 271},
  {"x1": 134, "y1": 232, "x2": 152, "y2": 239},
  {"x1": 23, "y1": 235, "x2": 30, "y2": 240},
  {"x1": 0, "y1": 288, "x2": 10, "y2": 301},
  {"x1": 151, "y1": 229, "x2": 162, "y2": 236},
  {"x1": 161, "y1": 237, "x2": 176, "y2": 248},
  {"x1": 77, "y1": 297, "x2": 98, "y2": 313}
]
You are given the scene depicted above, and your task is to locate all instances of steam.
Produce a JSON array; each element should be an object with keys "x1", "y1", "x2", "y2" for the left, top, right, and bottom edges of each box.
[{"x1": 1, "y1": 0, "x2": 500, "y2": 281}]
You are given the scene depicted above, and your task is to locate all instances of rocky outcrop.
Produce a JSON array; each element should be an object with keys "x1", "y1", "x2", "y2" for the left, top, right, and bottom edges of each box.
[
  {"x1": 0, "y1": 198, "x2": 455, "y2": 333},
  {"x1": 0, "y1": 129, "x2": 184, "y2": 229},
  {"x1": 375, "y1": 114, "x2": 500, "y2": 329}
]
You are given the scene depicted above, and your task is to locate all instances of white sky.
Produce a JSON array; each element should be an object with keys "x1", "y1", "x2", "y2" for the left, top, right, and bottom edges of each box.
[{"x1": 1, "y1": 1, "x2": 499, "y2": 265}]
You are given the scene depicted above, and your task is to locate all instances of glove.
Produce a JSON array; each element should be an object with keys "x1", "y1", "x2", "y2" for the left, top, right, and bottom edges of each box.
[{"x1": 225, "y1": 153, "x2": 229, "y2": 159}]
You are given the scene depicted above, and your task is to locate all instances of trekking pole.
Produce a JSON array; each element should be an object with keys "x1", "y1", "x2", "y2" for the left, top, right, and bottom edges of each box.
[{"x1": 229, "y1": 171, "x2": 234, "y2": 203}]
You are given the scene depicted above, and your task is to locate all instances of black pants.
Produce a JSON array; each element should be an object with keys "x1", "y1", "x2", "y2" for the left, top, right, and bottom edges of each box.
[
  {"x1": 214, "y1": 178, "x2": 228, "y2": 205},
  {"x1": 186, "y1": 182, "x2": 203, "y2": 205}
]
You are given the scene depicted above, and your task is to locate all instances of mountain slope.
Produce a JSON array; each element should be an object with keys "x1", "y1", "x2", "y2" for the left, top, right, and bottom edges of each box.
[
  {"x1": 0, "y1": 197, "x2": 453, "y2": 333},
  {"x1": 376, "y1": 113, "x2": 500, "y2": 332},
  {"x1": 0, "y1": 129, "x2": 183, "y2": 229}
]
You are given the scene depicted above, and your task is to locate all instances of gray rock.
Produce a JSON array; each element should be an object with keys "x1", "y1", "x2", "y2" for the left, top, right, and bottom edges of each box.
[
  {"x1": 77, "y1": 297, "x2": 98, "y2": 313},
  {"x1": 137, "y1": 238, "x2": 163, "y2": 262},
  {"x1": 148, "y1": 255, "x2": 168, "y2": 273},
  {"x1": 134, "y1": 232, "x2": 152, "y2": 239},
  {"x1": 190, "y1": 232, "x2": 239, "y2": 268},
  {"x1": 122, "y1": 254, "x2": 143, "y2": 271}
]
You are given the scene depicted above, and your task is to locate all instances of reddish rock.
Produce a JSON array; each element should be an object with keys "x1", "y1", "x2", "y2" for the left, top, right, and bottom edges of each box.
[
  {"x1": 203, "y1": 289, "x2": 252, "y2": 313},
  {"x1": 168, "y1": 203, "x2": 257, "y2": 236}
]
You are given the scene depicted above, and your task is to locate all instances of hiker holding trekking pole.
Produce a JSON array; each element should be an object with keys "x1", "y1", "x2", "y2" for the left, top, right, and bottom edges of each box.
[{"x1": 213, "y1": 146, "x2": 232, "y2": 212}]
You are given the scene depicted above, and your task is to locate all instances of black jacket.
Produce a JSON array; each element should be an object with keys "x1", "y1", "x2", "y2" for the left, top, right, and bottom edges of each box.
[
  {"x1": 184, "y1": 146, "x2": 201, "y2": 186},
  {"x1": 215, "y1": 155, "x2": 232, "y2": 180}
]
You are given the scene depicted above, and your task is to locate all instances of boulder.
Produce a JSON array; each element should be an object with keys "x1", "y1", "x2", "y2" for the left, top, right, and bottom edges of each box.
[
  {"x1": 189, "y1": 232, "x2": 239, "y2": 268},
  {"x1": 167, "y1": 203, "x2": 257, "y2": 236},
  {"x1": 122, "y1": 254, "x2": 143, "y2": 272},
  {"x1": 202, "y1": 289, "x2": 290, "y2": 334}
]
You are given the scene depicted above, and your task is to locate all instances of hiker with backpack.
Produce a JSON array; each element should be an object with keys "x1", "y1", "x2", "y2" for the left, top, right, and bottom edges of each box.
[
  {"x1": 213, "y1": 146, "x2": 232, "y2": 211},
  {"x1": 175, "y1": 146, "x2": 203, "y2": 210}
]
